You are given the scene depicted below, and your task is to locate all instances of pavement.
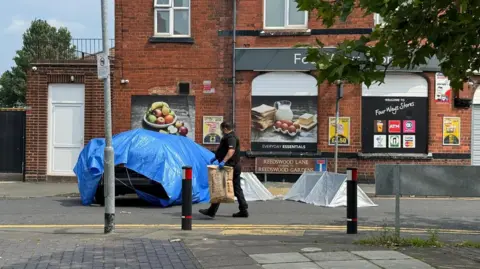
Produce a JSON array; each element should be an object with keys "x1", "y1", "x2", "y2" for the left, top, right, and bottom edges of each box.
[{"x1": 0, "y1": 228, "x2": 479, "y2": 269}]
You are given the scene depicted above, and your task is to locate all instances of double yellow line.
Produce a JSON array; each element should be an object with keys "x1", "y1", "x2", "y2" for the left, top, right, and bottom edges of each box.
[{"x1": 0, "y1": 224, "x2": 478, "y2": 235}]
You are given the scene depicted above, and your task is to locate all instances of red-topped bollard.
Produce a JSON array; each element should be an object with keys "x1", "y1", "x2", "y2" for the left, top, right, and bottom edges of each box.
[
  {"x1": 346, "y1": 168, "x2": 358, "y2": 234},
  {"x1": 182, "y1": 166, "x2": 193, "y2": 230}
]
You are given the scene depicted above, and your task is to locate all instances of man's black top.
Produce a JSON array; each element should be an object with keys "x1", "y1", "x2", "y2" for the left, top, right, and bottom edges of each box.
[{"x1": 215, "y1": 131, "x2": 240, "y2": 167}]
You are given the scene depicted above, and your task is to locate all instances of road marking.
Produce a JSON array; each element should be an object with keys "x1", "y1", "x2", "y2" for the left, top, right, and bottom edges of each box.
[
  {"x1": 221, "y1": 229, "x2": 305, "y2": 236},
  {"x1": 0, "y1": 224, "x2": 478, "y2": 235}
]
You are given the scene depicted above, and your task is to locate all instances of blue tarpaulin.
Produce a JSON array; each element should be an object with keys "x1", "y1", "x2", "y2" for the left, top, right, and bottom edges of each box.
[{"x1": 73, "y1": 129, "x2": 214, "y2": 207}]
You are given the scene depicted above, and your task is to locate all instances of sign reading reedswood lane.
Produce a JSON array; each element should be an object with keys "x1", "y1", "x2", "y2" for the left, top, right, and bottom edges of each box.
[{"x1": 255, "y1": 158, "x2": 327, "y2": 174}]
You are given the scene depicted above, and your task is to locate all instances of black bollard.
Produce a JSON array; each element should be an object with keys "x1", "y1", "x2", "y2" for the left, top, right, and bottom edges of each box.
[
  {"x1": 182, "y1": 166, "x2": 193, "y2": 230},
  {"x1": 346, "y1": 168, "x2": 358, "y2": 234}
]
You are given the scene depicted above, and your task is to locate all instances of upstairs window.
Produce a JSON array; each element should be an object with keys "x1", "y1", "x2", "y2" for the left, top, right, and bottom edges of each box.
[
  {"x1": 154, "y1": 0, "x2": 190, "y2": 37},
  {"x1": 374, "y1": 13, "x2": 385, "y2": 27},
  {"x1": 264, "y1": 0, "x2": 308, "y2": 29}
]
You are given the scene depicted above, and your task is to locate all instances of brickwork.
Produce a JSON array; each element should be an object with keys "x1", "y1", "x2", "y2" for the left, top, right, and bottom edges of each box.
[
  {"x1": 25, "y1": 63, "x2": 106, "y2": 181},
  {"x1": 111, "y1": 0, "x2": 475, "y2": 180}
]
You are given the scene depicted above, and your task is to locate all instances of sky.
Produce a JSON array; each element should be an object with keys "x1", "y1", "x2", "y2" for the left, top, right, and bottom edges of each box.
[{"x1": 0, "y1": 0, "x2": 115, "y2": 73}]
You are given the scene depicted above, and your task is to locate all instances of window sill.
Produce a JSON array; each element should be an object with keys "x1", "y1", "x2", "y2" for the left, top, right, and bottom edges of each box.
[
  {"x1": 149, "y1": 37, "x2": 194, "y2": 44},
  {"x1": 358, "y1": 153, "x2": 432, "y2": 160},
  {"x1": 260, "y1": 29, "x2": 311, "y2": 37}
]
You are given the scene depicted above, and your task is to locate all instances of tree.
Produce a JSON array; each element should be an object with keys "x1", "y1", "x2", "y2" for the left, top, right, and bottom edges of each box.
[
  {"x1": 296, "y1": 0, "x2": 480, "y2": 90},
  {"x1": 0, "y1": 19, "x2": 76, "y2": 107}
]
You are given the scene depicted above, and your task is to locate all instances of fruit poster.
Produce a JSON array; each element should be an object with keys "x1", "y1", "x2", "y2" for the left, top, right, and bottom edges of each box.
[
  {"x1": 328, "y1": 117, "x2": 351, "y2": 146},
  {"x1": 443, "y1": 117, "x2": 460, "y2": 146},
  {"x1": 435, "y1": 73, "x2": 452, "y2": 103},
  {"x1": 203, "y1": 116, "x2": 223, "y2": 144},
  {"x1": 251, "y1": 96, "x2": 318, "y2": 152},
  {"x1": 130, "y1": 95, "x2": 195, "y2": 140}
]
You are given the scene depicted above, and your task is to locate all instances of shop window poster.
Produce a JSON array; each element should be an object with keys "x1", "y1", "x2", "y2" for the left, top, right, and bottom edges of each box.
[
  {"x1": 435, "y1": 73, "x2": 452, "y2": 103},
  {"x1": 251, "y1": 96, "x2": 318, "y2": 152},
  {"x1": 362, "y1": 96, "x2": 428, "y2": 153},
  {"x1": 130, "y1": 95, "x2": 195, "y2": 140},
  {"x1": 443, "y1": 117, "x2": 460, "y2": 146},
  {"x1": 203, "y1": 116, "x2": 223, "y2": 144},
  {"x1": 328, "y1": 117, "x2": 351, "y2": 146}
]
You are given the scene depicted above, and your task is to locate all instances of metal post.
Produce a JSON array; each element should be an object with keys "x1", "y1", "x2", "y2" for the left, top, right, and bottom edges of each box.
[
  {"x1": 394, "y1": 165, "x2": 401, "y2": 237},
  {"x1": 334, "y1": 82, "x2": 343, "y2": 173},
  {"x1": 101, "y1": 0, "x2": 115, "y2": 234},
  {"x1": 346, "y1": 168, "x2": 358, "y2": 234},
  {"x1": 182, "y1": 166, "x2": 193, "y2": 230}
]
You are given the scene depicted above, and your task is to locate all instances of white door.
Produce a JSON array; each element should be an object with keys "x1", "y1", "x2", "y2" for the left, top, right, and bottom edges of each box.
[{"x1": 48, "y1": 84, "x2": 85, "y2": 176}]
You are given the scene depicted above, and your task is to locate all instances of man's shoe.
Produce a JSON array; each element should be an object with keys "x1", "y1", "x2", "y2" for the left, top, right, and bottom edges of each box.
[
  {"x1": 232, "y1": 211, "x2": 249, "y2": 218},
  {"x1": 199, "y1": 209, "x2": 215, "y2": 218}
]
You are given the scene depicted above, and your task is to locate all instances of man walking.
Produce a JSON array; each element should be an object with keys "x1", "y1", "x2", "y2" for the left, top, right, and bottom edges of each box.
[{"x1": 199, "y1": 122, "x2": 249, "y2": 218}]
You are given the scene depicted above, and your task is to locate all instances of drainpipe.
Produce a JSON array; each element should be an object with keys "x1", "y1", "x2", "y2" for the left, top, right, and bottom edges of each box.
[{"x1": 232, "y1": 0, "x2": 237, "y2": 124}]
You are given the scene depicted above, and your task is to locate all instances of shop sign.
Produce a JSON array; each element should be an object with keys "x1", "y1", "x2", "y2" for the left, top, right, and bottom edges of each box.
[
  {"x1": 328, "y1": 117, "x2": 351, "y2": 146},
  {"x1": 251, "y1": 95, "x2": 318, "y2": 152},
  {"x1": 203, "y1": 116, "x2": 223, "y2": 144},
  {"x1": 203, "y1": 80, "x2": 215, "y2": 94},
  {"x1": 236, "y1": 48, "x2": 441, "y2": 72},
  {"x1": 362, "y1": 97, "x2": 428, "y2": 153},
  {"x1": 130, "y1": 95, "x2": 195, "y2": 140},
  {"x1": 255, "y1": 158, "x2": 327, "y2": 174},
  {"x1": 443, "y1": 117, "x2": 461, "y2": 146},
  {"x1": 435, "y1": 73, "x2": 452, "y2": 103}
]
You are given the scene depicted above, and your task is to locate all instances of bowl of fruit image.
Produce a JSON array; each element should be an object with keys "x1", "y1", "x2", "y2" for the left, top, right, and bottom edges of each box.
[
  {"x1": 159, "y1": 121, "x2": 189, "y2": 136},
  {"x1": 272, "y1": 120, "x2": 301, "y2": 137},
  {"x1": 144, "y1": 101, "x2": 178, "y2": 128}
]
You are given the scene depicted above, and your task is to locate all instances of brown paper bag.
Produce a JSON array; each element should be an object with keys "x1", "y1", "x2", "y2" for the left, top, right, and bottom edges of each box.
[{"x1": 207, "y1": 165, "x2": 235, "y2": 203}]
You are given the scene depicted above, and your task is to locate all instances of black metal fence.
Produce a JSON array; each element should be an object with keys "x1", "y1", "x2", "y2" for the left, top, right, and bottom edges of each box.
[
  {"x1": 0, "y1": 110, "x2": 26, "y2": 174},
  {"x1": 32, "y1": 38, "x2": 115, "y2": 62}
]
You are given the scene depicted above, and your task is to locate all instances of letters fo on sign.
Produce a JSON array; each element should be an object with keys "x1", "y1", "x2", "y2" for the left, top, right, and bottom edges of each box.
[
  {"x1": 255, "y1": 158, "x2": 326, "y2": 174},
  {"x1": 97, "y1": 52, "x2": 110, "y2": 79}
]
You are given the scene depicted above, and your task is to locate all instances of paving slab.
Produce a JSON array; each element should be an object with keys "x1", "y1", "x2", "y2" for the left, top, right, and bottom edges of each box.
[
  {"x1": 196, "y1": 255, "x2": 257, "y2": 268},
  {"x1": 315, "y1": 260, "x2": 382, "y2": 269},
  {"x1": 351, "y1": 250, "x2": 413, "y2": 260},
  {"x1": 372, "y1": 259, "x2": 435, "y2": 269},
  {"x1": 262, "y1": 262, "x2": 321, "y2": 269},
  {"x1": 250, "y1": 252, "x2": 310, "y2": 264},
  {"x1": 304, "y1": 251, "x2": 362, "y2": 261}
]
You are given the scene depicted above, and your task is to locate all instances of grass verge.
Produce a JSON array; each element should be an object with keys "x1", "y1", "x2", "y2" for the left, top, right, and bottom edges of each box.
[
  {"x1": 355, "y1": 226, "x2": 480, "y2": 249},
  {"x1": 355, "y1": 227, "x2": 444, "y2": 248}
]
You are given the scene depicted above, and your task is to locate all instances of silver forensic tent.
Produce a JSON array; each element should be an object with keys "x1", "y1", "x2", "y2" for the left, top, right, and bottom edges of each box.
[
  {"x1": 284, "y1": 172, "x2": 377, "y2": 208},
  {"x1": 237, "y1": 172, "x2": 275, "y2": 202}
]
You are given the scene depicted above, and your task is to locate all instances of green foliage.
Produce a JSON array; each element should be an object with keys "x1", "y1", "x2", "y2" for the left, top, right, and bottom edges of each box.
[
  {"x1": 295, "y1": 0, "x2": 480, "y2": 90},
  {"x1": 0, "y1": 19, "x2": 76, "y2": 107}
]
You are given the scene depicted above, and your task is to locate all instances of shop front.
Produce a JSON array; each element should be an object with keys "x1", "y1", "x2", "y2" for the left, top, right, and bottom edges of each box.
[{"x1": 235, "y1": 48, "x2": 473, "y2": 180}]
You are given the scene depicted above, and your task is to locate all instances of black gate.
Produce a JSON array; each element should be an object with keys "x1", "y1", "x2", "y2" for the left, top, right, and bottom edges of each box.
[{"x1": 0, "y1": 111, "x2": 26, "y2": 174}]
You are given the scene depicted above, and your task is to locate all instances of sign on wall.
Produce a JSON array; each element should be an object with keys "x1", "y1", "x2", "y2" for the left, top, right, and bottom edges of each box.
[
  {"x1": 203, "y1": 116, "x2": 223, "y2": 144},
  {"x1": 255, "y1": 158, "x2": 327, "y2": 174},
  {"x1": 251, "y1": 72, "x2": 318, "y2": 152},
  {"x1": 130, "y1": 95, "x2": 195, "y2": 140},
  {"x1": 435, "y1": 73, "x2": 452, "y2": 104},
  {"x1": 443, "y1": 117, "x2": 461, "y2": 146},
  {"x1": 328, "y1": 117, "x2": 351, "y2": 146},
  {"x1": 362, "y1": 97, "x2": 428, "y2": 153}
]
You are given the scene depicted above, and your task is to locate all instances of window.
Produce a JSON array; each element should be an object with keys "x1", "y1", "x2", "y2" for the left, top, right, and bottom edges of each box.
[
  {"x1": 178, "y1": 82, "x2": 190, "y2": 95},
  {"x1": 154, "y1": 0, "x2": 190, "y2": 37},
  {"x1": 264, "y1": 0, "x2": 308, "y2": 29},
  {"x1": 374, "y1": 13, "x2": 385, "y2": 27}
]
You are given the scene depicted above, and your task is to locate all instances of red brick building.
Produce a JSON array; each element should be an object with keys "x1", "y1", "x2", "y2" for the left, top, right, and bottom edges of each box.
[{"x1": 25, "y1": 0, "x2": 475, "y2": 181}]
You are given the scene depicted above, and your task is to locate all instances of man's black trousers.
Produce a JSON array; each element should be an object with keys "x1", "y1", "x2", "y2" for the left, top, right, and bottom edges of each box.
[{"x1": 209, "y1": 163, "x2": 248, "y2": 214}]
